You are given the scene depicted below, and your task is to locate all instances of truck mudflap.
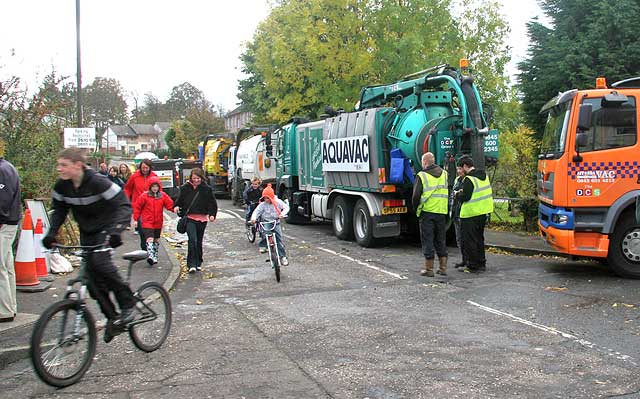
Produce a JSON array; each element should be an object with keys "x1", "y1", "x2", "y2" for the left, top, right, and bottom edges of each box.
[
  {"x1": 538, "y1": 221, "x2": 609, "y2": 257},
  {"x1": 372, "y1": 214, "x2": 402, "y2": 238}
]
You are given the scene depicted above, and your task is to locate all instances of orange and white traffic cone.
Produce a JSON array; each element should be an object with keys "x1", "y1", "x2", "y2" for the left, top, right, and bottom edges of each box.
[
  {"x1": 33, "y1": 218, "x2": 51, "y2": 279},
  {"x1": 15, "y1": 209, "x2": 38, "y2": 286}
]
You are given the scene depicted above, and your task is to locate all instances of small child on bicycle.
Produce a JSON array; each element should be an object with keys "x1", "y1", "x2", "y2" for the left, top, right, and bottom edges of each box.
[
  {"x1": 250, "y1": 184, "x2": 290, "y2": 266},
  {"x1": 243, "y1": 176, "x2": 263, "y2": 223},
  {"x1": 132, "y1": 177, "x2": 174, "y2": 265}
]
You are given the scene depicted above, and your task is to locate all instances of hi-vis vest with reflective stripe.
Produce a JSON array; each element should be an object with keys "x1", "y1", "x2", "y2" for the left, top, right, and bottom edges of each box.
[
  {"x1": 459, "y1": 175, "x2": 494, "y2": 218},
  {"x1": 416, "y1": 170, "x2": 448, "y2": 216}
]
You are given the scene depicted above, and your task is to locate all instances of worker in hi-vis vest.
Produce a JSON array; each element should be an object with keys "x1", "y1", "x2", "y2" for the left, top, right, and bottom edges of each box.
[
  {"x1": 455, "y1": 155, "x2": 493, "y2": 274},
  {"x1": 412, "y1": 152, "x2": 449, "y2": 277}
]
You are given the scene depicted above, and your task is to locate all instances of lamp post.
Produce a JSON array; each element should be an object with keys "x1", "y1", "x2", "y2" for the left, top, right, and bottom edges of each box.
[{"x1": 75, "y1": 0, "x2": 83, "y2": 128}]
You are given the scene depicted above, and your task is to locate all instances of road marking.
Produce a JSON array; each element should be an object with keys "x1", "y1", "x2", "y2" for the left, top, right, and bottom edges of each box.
[
  {"x1": 318, "y1": 246, "x2": 407, "y2": 280},
  {"x1": 222, "y1": 209, "x2": 243, "y2": 219},
  {"x1": 467, "y1": 300, "x2": 635, "y2": 365}
]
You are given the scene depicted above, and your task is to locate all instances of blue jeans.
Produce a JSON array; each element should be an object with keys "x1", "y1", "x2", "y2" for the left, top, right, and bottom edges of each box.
[
  {"x1": 259, "y1": 221, "x2": 286, "y2": 257},
  {"x1": 186, "y1": 219, "x2": 207, "y2": 268}
]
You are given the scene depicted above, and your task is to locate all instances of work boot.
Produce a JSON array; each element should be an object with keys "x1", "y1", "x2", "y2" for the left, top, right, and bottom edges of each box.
[
  {"x1": 454, "y1": 261, "x2": 466, "y2": 268},
  {"x1": 436, "y1": 256, "x2": 448, "y2": 276},
  {"x1": 420, "y1": 259, "x2": 435, "y2": 277}
]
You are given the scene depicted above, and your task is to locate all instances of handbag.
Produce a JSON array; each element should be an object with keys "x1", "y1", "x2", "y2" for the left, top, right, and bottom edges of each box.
[{"x1": 176, "y1": 190, "x2": 200, "y2": 234}]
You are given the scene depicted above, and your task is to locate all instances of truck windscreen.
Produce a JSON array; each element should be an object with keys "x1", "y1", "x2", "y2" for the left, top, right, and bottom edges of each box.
[{"x1": 540, "y1": 100, "x2": 572, "y2": 158}]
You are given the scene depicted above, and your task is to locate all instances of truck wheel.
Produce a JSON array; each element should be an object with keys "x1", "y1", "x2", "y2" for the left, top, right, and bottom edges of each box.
[
  {"x1": 353, "y1": 199, "x2": 376, "y2": 247},
  {"x1": 607, "y1": 214, "x2": 640, "y2": 279},
  {"x1": 282, "y1": 189, "x2": 306, "y2": 225},
  {"x1": 333, "y1": 196, "x2": 354, "y2": 240},
  {"x1": 231, "y1": 170, "x2": 242, "y2": 206}
]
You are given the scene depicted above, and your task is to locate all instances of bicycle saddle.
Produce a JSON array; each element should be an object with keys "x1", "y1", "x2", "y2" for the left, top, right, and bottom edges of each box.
[{"x1": 123, "y1": 250, "x2": 149, "y2": 261}]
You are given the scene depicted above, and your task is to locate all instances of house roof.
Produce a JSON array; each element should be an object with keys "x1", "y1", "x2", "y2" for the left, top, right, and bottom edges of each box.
[
  {"x1": 226, "y1": 105, "x2": 251, "y2": 117},
  {"x1": 109, "y1": 125, "x2": 136, "y2": 137},
  {"x1": 109, "y1": 124, "x2": 160, "y2": 137},
  {"x1": 129, "y1": 124, "x2": 158, "y2": 136},
  {"x1": 154, "y1": 122, "x2": 171, "y2": 133}
]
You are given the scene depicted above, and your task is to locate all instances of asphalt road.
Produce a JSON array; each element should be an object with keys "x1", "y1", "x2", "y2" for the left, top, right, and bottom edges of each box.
[{"x1": 1, "y1": 199, "x2": 639, "y2": 398}]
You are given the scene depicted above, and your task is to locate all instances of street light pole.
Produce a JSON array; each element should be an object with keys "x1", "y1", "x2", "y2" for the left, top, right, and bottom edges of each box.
[{"x1": 75, "y1": 0, "x2": 83, "y2": 128}]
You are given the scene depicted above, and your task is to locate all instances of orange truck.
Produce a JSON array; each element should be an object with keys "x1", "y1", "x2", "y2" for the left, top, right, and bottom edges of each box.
[{"x1": 538, "y1": 76, "x2": 640, "y2": 278}]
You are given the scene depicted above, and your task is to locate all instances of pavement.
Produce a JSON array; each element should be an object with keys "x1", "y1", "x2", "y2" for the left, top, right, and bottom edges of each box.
[
  {"x1": 0, "y1": 225, "x2": 184, "y2": 369},
  {"x1": 0, "y1": 220, "x2": 557, "y2": 370}
]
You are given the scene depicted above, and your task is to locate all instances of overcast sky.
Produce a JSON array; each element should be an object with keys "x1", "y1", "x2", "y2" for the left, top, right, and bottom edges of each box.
[{"x1": 0, "y1": 0, "x2": 543, "y2": 114}]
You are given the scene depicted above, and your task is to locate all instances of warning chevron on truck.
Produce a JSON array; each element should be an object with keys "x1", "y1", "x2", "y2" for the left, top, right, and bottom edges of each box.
[{"x1": 322, "y1": 135, "x2": 370, "y2": 172}]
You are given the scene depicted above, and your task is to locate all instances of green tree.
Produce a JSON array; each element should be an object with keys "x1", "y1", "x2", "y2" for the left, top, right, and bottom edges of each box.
[
  {"x1": 83, "y1": 77, "x2": 128, "y2": 146},
  {"x1": 0, "y1": 75, "x2": 63, "y2": 198},
  {"x1": 518, "y1": 0, "x2": 640, "y2": 137},
  {"x1": 166, "y1": 82, "x2": 208, "y2": 120},
  {"x1": 238, "y1": 0, "x2": 510, "y2": 123},
  {"x1": 134, "y1": 92, "x2": 170, "y2": 124}
]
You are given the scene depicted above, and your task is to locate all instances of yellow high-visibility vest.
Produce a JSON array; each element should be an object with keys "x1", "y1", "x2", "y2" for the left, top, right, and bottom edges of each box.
[
  {"x1": 416, "y1": 170, "x2": 448, "y2": 216},
  {"x1": 460, "y1": 175, "x2": 494, "y2": 218}
]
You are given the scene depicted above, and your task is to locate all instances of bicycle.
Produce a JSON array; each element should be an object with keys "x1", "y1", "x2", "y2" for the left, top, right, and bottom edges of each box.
[
  {"x1": 30, "y1": 243, "x2": 172, "y2": 388},
  {"x1": 259, "y1": 220, "x2": 282, "y2": 283},
  {"x1": 245, "y1": 201, "x2": 259, "y2": 243}
]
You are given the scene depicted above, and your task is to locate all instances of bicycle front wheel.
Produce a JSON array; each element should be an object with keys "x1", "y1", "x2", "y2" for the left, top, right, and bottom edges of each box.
[
  {"x1": 129, "y1": 281, "x2": 172, "y2": 352},
  {"x1": 30, "y1": 300, "x2": 97, "y2": 388},
  {"x1": 246, "y1": 222, "x2": 256, "y2": 243},
  {"x1": 270, "y1": 245, "x2": 281, "y2": 283}
]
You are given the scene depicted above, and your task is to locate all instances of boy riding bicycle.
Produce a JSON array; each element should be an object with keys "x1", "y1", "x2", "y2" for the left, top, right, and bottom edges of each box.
[
  {"x1": 243, "y1": 176, "x2": 263, "y2": 223},
  {"x1": 43, "y1": 148, "x2": 136, "y2": 343},
  {"x1": 250, "y1": 184, "x2": 290, "y2": 266}
]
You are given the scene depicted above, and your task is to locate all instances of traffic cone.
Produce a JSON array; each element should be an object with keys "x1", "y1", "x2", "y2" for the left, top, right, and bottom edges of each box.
[
  {"x1": 15, "y1": 209, "x2": 39, "y2": 286},
  {"x1": 33, "y1": 218, "x2": 51, "y2": 280}
]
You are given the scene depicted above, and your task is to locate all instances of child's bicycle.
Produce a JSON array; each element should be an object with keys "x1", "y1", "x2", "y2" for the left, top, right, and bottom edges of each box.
[
  {"x1": 30, "y1": 243, "x2": 172, "y2": 388},
  {"x1": 259, "y1": 220, "x2": 282, "y2": 283},
  {"x1": 245, "y1": 201, "x2": 259, "y2": 243}
]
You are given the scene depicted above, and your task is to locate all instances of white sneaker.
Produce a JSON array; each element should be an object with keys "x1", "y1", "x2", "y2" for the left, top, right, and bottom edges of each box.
[
  {"x1": 188, "y1": 267, "x2": 196, "y2": 273},
  {"x1": 281, "y1": 256, "x2": 289, "y2": 266},
  {"x1": 259, "y1": 247, "x2": 267, "y2": 254}
]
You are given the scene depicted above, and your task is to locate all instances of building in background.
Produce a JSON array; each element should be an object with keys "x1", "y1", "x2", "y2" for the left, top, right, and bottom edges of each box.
[
  {"x1": 224, "y1": 105, "x2": 252, "y2": 133},
  {"x1": 102, "y1": 123, "x2": 169, "y2": 155}
]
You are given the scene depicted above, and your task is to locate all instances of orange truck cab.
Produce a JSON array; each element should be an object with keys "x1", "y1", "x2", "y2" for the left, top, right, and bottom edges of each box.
[{"x1": 538, "y1": 77, "x2": 640, "y2": 278}]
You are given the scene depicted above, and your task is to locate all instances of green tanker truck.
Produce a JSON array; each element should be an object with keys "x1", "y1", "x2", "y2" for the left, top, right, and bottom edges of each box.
[{"x1": 273, "y1": 61, "x2": 498, "y2": 247}]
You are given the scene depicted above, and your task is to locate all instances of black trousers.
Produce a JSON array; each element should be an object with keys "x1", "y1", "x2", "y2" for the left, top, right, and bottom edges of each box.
[
  {"x1": 461, "y1": 215, "x2": 487, "y2": 269},
  {"x1": 419, "y1": 212, "x2": 447, "y2": 259},
  {"x1": 81, "y1": 232, "x2": 135, "y2": 320},
  {"x1": 186, "y1": 219, "x2": 207, "y2": 268}
]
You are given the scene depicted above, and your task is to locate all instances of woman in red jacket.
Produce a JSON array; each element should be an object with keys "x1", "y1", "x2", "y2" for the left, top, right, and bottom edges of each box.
[{"x1": 133, "y1": 177, "x2": 174, "y2": 265}]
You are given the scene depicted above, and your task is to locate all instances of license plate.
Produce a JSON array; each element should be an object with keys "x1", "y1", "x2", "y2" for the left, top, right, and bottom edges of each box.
[{"x1": 382, "y1": 206, "x2": 407, "y2": 215}]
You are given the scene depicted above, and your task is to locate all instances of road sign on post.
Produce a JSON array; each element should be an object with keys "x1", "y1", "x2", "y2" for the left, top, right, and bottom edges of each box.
[{"x1": 63, "y1": 128, "x2": 96, "y2": 148}]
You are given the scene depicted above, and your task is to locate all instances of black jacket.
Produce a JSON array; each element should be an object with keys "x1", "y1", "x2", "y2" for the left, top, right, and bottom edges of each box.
[
  {"x1": 458, "y1": 168, "x2": 488, "y2": 203},
  {"x1": 0, "y1": 159, "x2": 21, "y2": 225},
  {"x1": 49, "y1": 168, "x2": 132, "y2": 236},
  {"x1": 175, "y1": 181, "x2": 218, "y2": 217},
  {"x1": 412, "y1": 164, "x2": 444, "y2": 211}
]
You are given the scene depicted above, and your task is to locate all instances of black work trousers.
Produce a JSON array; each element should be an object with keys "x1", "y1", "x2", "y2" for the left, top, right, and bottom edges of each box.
[
  {"x1": 419, "y1": 212, "x2": 448, "y2": 259},
  {"x1": 81, "y1": 232, "x2": 135, "y2": 320},
  {"x1": 460, "y1": 214, "x2": 487, "y2": 269}
]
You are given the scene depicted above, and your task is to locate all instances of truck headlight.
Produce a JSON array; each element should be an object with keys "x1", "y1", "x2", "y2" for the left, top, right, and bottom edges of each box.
[{"x1": 551, "y1": 214, "x2": 568, "y2": 224}]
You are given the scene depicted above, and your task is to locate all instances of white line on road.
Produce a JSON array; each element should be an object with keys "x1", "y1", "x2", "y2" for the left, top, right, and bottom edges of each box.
[
  {"x1": 222, "y1": 209, "x2": 243, "y2": 220},
  {"x1": 467, "y1": 300, "x2": 635, "y2": 365},
  {"x1": 318, "y1": 246, "x2": 407, "y2": 280}
]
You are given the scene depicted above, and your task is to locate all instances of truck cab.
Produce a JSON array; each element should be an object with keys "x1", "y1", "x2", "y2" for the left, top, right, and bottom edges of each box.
[
  {"x1": 199, "y1": 135, "x2": 233, "y2": 197},
  {"x1": 538, "y1": 77, "x2": 640, "y2": 278}
]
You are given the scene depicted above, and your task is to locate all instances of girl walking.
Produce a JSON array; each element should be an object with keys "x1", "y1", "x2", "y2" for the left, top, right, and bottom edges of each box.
[
  {"x1": 174, "y1": 168, "x2": 218, "y2": 273},
  {"x1": 133, "y1": 177, "x2": 174, "y2": 265}
]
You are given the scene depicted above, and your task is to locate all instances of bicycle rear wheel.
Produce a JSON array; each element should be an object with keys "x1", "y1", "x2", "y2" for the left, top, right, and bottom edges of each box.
[
  {"x1": 246, "y1": 222, "x2": 256, "y2": 243},
  {"x1": 30, "y1": 300, "x2": 97, "y2": 388},
  {"x1": 129, "y1": 281, "x2": 172, "y2": 352}
]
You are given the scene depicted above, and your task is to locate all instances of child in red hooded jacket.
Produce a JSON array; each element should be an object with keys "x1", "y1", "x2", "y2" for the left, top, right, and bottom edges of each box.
[{"x1": 133, "y1": 177, "x2": 174, "y2": 265}]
